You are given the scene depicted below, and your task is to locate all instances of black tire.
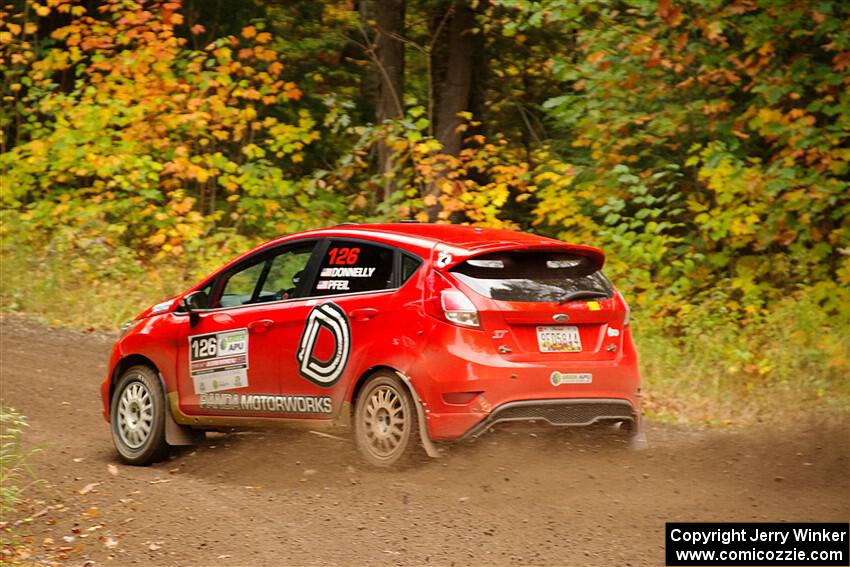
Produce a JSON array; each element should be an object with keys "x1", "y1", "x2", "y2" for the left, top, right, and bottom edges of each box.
[
  {"x1": 110, "y1": 365, "x2": 169, "y2": 465},
  {"x1": 354, "y1": 371, "x2": 419, "y2": 467}
]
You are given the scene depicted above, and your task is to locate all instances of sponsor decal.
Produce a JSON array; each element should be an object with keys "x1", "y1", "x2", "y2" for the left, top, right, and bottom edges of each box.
[
  {"x1": 319, "y1": 267, "x2": 376, "y2": 278},
  {"x1": 316, "y1": 279, "x2": 350, "y2": 291},
  {"x1": 587, "y1": 301, "x2": 601, "y2": 311},
  {"x1": 607, "y1": 327, "x2": 620, "y2": 337},
  {"x1": 297, "y1": 302, "x2": 351, "y2": 387},
  {"x1": 436, "y1": 251, "x2": 453, "y2": 268},
  {"x1": 550, "y1": 371, "x2": 592, "y2": 385},
  {"x1": 199, "y1": 393, "x2": 333, "y2": 414},
  {"x1": 189, "y1": 328, "x2": 249, "y2": 394}
]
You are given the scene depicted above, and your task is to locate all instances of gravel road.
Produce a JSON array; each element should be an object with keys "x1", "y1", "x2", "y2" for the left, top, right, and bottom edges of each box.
[{"x1": 1, "y1": 315, "x2": 847, "y2": 566}]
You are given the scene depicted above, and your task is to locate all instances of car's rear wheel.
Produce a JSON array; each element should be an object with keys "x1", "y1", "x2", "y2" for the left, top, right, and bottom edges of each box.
[
  {"x1": 354, "y1": 372, "x2": 419, "y2": 467},
  {"x1": 110, "y1": 365, "x2": 168, "y2": 465}
]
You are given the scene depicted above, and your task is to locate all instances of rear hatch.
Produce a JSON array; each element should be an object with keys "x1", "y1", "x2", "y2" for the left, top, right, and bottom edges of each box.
[{"x1": 446, "y1": 248, "x2": 627, "y2": 362}]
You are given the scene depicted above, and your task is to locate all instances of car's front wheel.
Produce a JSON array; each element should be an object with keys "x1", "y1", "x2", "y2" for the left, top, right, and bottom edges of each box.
[
  {"x1": 110, "y1": 365, "x2": 169, "y2": 465},
  {"x1": 354, "y1": 371, "x2": 419, "y2": 467}
]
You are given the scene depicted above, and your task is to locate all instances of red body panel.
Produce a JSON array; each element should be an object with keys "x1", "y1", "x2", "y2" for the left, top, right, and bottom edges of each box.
[{"x1": 100, "y1": 223, "x2": 641, "y2": 441}]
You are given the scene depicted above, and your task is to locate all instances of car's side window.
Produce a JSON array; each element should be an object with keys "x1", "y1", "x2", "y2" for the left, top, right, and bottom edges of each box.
[
  {"x1": 217, "y1": 242, "x2": 316, "y2": 308},
  {"x1": 258, "y1": 244, "x2": 314, "y2": 301},
  {"x1": 309, "y1": 240, "x2": 394, "y2": 296},
  {"x1": 400, "y1": 253, "x2": 422, "y2": 285},
  {"x1": 219, "y1": 261, "x2": 266, "y2": 308}
]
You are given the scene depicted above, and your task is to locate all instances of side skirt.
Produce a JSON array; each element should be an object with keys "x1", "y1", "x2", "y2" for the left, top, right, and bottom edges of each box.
[{"x1": 167, "y1": 392, "x2": 351, "y2": 431}]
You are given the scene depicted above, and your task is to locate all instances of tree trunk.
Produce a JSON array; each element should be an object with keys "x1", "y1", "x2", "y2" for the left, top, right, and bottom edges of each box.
[
  {"x1": 426, "y1": 1, "x2": 475, "y2": 221},
  {"x1": 364, "y1": 0, "x2": 405, "y2": 202}
]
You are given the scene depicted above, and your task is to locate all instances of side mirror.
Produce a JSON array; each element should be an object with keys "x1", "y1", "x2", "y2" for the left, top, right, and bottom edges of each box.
[{"x1": 181, "y1": 291, "x2": 209, "y2": 327}]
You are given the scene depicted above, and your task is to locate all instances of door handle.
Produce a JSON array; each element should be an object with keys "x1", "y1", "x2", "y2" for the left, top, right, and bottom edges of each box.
[
  {"x1": 349, "y1": 308, "x2": 378, "y2": 321},
  {"x1": 248, "y1": 319, "x2": 274, "y2": 332}
]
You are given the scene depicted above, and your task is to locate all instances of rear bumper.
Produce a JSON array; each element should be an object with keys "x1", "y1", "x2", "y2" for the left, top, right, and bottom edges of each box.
[
  {"x1": 412, "y1": 322, "x2": 642, "y2": 441},
  {"x1": 460, "y1": 398, "x2": 636, "y2": 440}
]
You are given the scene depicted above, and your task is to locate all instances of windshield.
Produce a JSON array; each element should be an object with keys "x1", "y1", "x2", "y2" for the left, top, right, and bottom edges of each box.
[{"x1": 450, "y1": 251, "x2": 613, "y2": 303}]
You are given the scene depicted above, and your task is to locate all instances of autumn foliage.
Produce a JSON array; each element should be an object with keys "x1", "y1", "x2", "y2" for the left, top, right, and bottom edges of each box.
[{"x1": 1, "y1": 0, "x2": 847, "y2": 421}]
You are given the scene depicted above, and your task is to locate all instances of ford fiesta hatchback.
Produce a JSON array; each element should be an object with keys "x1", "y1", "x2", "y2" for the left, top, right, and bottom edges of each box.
[{"x1": 101, "y1": 223, "x2": 642, "y2": 466}]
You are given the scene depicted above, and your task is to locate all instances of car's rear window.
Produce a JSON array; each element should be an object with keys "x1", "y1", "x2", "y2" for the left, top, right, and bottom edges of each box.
[{"x1": 450, "y1": 251, "x2": 613, "y2": 303}]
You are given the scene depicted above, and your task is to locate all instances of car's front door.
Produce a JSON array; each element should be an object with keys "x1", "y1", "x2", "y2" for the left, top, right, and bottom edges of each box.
[{"x1": 175, "y1": 240, "x2": 320, "y2": 416}]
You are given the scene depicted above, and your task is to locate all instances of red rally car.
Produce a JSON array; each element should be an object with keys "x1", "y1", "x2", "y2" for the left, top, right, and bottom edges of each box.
[{"x1": 101, "y1": 223, "x2": 643, "y2": 466}]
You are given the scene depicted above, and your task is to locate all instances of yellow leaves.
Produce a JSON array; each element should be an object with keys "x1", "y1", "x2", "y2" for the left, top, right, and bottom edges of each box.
[
  {"x1": 284, "y1": 82, "x2": 302, "y2": 101},
  {"x1": 213, "y1": 47, "x2": 232, "y2": 62},
  {"x1": 241, "y1": 144, "x2": 265, "y2": 159},
  {"x1": 34, "y1": 4, "x2": 50, "y2": 17},
  {"x1": 702, "y1": 100, "x2": 730, "y2": 115},
  {"x1": 587, "y1": 50, "x2": 606, "y2": 65},
  {"x1": 241, "y1": 25, "x2": 257, "y2": 39},
  {"x1": 351, "y1": 194, "x2": 368, "y2": 209},
  {"x1": 729, "y1": 214, "x2": 759, "y2": 236},
  {"x1": 703, "y1": 20, "x2": 725, "y2": 44},
  {"x1": 255, "y1": 32, "x2": 272, "y2": 44},
  {"x1": 147, "y1": 232, "x2": 166, "y2": 246},
  {"x1": 757, "y1": 107, "x2": 783, "y2": 124}
]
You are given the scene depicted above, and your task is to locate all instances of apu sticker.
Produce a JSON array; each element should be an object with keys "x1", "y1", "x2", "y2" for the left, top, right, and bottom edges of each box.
[
  {"x1": 297, "y1": 302, "x2": 351, "y2": 387},
  {"x1": 550, "y1": 371, "x2": 592, "y2": 386},
  {"x1": 189, "y1": 328, "x2": 249, "y2": 394}
]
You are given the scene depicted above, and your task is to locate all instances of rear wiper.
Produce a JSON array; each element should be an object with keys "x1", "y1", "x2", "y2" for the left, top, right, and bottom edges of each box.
[{"x1": 557, "y1": 290, "x2": 609, "y2": 305}]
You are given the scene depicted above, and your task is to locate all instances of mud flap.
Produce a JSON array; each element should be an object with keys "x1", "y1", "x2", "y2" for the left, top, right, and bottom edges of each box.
[
  {"x1": 629, "y1": 414, "x2": 649, "y2": 450},
  {"x1": 165, "y1": 406, "x2": 204, "y2": 446},
  {"x1": 158, "y1": 373, "x2": 203, "y2": 446},
  {"x1": 395, "y1": 371, "x2": 441, "y2": 459}
]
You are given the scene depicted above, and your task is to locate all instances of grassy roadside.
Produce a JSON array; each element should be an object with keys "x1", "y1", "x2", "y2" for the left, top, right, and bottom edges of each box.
[
  {"x1": 2, "y1": 242, "x2": 848, "y2": 427},
  {"x1": 0, "y1": 407, "x2": 36, "y2": 514},
  {"x1": 1, "y1": 238, "x2": 198, "y2": 330}
]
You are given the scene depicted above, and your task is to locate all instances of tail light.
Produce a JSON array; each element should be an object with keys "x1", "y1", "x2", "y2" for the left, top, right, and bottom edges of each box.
[
  {"x1": 441, "y1": 289, "x2": 480, "y2": 327},
  {"x1": 425, "y1": 272, "x2": 480, "y2": 328}
]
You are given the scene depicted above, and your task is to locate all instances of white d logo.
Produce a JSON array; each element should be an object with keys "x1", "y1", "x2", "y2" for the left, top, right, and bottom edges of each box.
[{"x1": 297, "y1": 302, "x2": 351, "y2": 387}]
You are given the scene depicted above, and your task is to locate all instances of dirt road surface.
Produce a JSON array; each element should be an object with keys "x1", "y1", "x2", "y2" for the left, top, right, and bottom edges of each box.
[{"x1": 1, "y1": 315, "x2": 848, "y2": 566}]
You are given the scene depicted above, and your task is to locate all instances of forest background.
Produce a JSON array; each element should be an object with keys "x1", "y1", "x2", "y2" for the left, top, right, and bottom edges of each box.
[{"x1": 1, "y1": 0, "x2": 848, "y2": 424}]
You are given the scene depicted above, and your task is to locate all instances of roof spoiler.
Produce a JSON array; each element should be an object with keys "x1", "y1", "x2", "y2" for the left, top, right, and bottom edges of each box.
[{"x1": 433, "y1": 242, "x2": 605, "y2": 272}]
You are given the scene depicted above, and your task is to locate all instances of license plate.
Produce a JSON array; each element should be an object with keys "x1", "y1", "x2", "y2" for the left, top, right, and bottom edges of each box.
[{"x1": 536, "y1": 325, "x2": 582, "y2": 353}]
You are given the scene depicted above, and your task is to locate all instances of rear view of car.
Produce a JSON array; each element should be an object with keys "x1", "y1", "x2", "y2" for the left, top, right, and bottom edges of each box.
[{"x1": 415, "y1": 245, "x2": 641, "y2": 443}]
